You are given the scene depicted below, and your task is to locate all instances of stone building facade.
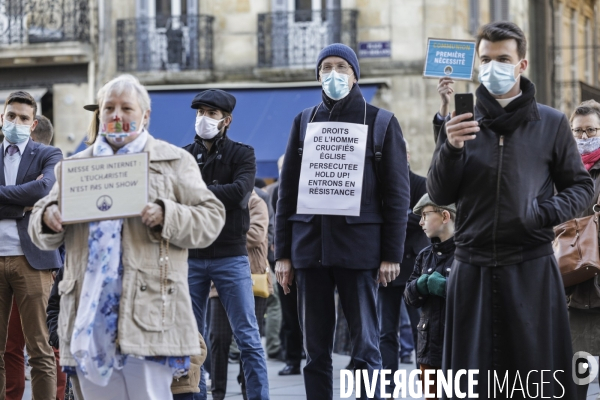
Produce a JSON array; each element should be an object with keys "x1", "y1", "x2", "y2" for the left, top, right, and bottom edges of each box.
[
  {"x1": 0, "y1": 0, "x2": 96, "y2": 154},
  {"x1": 1, "y1": 0, "x2": 598, "y2": 174}
]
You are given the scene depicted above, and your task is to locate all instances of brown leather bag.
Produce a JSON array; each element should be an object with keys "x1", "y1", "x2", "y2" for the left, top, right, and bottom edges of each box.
[
  {"x1": 170, "y1": 333, "x2": 207, "y2": 394},
  {"x1": 553, "y1": 202, "x2": 600, "y2": 287}
]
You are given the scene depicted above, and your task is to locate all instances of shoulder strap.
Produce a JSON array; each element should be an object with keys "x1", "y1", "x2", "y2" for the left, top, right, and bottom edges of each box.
[
  {"x1": 298, "y1": 106, "x2": 317, "y2": 157},
  {"x1": 373, "y1": 108, "x2": 394, "y2": 162},
  {"x1": 372, "y1": 109, "x2": 394, "y2": 199}
]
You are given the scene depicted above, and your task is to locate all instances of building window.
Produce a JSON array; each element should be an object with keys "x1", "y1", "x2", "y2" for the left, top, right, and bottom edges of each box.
[
  {"x1": 571, "y1": 10, "x2": 577, "y2": 83},
  {"x1": 295, "y1": 0, "x2": 311, "y2": 11},
  {"x1": 490, "y1": 0, "x2": 509, "y2": 22},
  {"x1": 585, "y1": 17, "x2": 592, "y2": 84},
  {"x1": 469, "y1": 0, "x2": 480, "y2": 35},
  {"x1": 156, "y1": 0, "x2": 171, "y2": 16},
  {"x1": 570, "y1": 9, "x2": 578, "y2": 108}
]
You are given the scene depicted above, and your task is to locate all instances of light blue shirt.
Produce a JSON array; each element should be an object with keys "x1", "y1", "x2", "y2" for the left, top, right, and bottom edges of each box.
[{"x1": 0, "y1": 138, "x2": 29, "y2": 256}]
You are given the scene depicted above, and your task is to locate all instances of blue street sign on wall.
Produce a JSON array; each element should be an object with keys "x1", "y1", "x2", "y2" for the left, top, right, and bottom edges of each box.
[
  {"x1": 423, "y1": 38, "x2": 476, "y2": 81},
  {"x1": 358, "y1": 41, "x2": 391, "y2": 58}
]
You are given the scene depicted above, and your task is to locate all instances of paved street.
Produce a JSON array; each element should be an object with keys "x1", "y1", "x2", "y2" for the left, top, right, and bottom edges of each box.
[{"x1": 23, "y1": 352, "x2": 600, "y2": 399}]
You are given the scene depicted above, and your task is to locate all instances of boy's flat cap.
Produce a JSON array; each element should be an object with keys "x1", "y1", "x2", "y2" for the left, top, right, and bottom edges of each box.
[{"x1": 413, "y1": 193, "x2": 456, "y2": 216}]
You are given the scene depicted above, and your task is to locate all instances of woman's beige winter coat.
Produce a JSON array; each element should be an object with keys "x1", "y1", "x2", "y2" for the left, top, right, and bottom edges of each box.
[{"x1": 28, "y1": 135, "x2": 225, "y2": 367}]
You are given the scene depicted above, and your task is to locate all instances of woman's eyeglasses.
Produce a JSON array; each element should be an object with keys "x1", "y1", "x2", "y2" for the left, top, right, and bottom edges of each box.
[{"x1": 572, "y1": 127, "x2": 599, "y2": 138}]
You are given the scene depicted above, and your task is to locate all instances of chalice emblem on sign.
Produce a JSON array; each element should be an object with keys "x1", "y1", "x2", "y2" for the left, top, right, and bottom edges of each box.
[{"x1": 96, "y1": 195, "x2": 113, "y2": 212}]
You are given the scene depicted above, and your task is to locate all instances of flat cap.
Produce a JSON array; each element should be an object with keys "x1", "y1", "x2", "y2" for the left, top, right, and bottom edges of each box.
[
  {"x1": 413, "y1": 193, "x2": 456, "y2": 216},
  {"x1": 191, "y1": 89, "x2": 236, "y2": 113}
]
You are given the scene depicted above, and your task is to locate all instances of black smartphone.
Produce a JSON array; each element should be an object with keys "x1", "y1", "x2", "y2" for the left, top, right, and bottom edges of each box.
[{"x1": 454, "y1": 93, "x2": 474, "y2": 121}]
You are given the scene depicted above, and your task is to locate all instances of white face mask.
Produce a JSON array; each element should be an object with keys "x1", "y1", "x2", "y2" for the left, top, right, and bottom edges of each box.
[
  {"x1": 195, "y1": 115, "x2": 224, "y2": 140},
  {"x1": 99, "y1": 117, "x2": 144, "y2": 139},
  {"x1": 576, "y1": 137, "x2": 600, "y2": 156}
]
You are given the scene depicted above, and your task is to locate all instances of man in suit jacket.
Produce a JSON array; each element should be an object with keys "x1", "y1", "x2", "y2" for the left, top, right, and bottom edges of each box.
[{"x1": 0, "y1": 91, "x2": 62, "y2": 400}]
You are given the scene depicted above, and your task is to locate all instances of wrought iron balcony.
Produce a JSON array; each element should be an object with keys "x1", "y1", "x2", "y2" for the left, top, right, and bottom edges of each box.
[
  {"x1": 257, "y1": 9, "x2": 358, "y2": 69},
  {"x1": 0, "y1": 0, "x2": 89, "y2": 45},
  {"x1": 117, "y1": 14, "x2": 214, "y2": 73}
]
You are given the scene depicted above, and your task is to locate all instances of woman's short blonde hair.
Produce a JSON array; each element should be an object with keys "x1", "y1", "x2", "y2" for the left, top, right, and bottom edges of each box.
[
  {"x1": 85, "y1": 109, "x2": 100, "y2": 146},
  {"x1": 96, "y1": 74, "x2": 152, "y2": 120}
]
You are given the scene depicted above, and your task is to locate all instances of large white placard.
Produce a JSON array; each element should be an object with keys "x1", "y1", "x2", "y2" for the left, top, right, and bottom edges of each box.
[{"x1": 297, "y1": 121, "x2": 368, "y2": 216}]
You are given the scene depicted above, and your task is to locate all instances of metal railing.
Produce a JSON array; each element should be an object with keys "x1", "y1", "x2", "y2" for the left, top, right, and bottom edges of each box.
[
  {"x1": 116, "y1": 14, "x2": 214, "y2": 72},
  {"x1": 0, "y1": 0, "x2": 89, "y2": 45},
  {"x1": 257, "y1": 9, "x2": 358, "y2": 68}
]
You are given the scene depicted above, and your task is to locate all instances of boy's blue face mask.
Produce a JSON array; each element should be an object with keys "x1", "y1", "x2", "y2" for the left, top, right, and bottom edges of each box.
[{"x1": 321, "y1": 70, "x2": 351, "y2": 101}]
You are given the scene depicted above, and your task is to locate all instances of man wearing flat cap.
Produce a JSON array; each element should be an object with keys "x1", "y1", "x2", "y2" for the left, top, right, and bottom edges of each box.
[
  {"x1": 275, "y1": 43, "x2": 410, "y2": 399},
  {"x1": 181, "y1": 89, "x2": 269, "y2": 400}
]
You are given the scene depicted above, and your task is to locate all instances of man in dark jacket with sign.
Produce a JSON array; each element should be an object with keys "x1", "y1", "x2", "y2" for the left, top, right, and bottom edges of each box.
[
  {"x1": 275, "y1": 43, "x2": 410, "y2": 400},
  {"x1": 428, "y1": 22, "x2": 593, "y2": 398},
  {"x1": 182, "y1": 89, "x2": 269, "y2": 400}
]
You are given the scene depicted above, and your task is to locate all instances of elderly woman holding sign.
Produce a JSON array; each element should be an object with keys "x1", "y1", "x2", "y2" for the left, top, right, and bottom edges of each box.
[{"x1": 28, "y1": 74, "x2": 225, "y2": 399}]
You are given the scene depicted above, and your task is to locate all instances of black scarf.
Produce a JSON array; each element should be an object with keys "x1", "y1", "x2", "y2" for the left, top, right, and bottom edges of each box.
[{"x1": 475, "y1": 76, "x2": 536, "y2": 135}]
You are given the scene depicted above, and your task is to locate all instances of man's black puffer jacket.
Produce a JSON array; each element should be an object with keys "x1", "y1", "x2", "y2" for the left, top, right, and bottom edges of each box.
[
  {"x1": 184, "y1": 134, "x2": 256, "y2": 259},
  {"x1": 428, "y1": 85, "x2": 594, "y2": 267}
]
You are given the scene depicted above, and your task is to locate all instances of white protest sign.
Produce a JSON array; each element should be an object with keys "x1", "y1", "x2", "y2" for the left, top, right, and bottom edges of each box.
[
  {"x1": 60, "y1": 153, "x2": 149, "y2": 224},
  {"x1": 297, "y1": 121, "x2": 368, "y2": 216}
]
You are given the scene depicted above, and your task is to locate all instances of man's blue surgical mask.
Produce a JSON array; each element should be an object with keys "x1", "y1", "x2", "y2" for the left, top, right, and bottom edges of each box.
[
  {"x1": 478, "y1": 60, "x2": 522, "y2": 96},
  {"x1": 321, "y1": 70, "x2": 351, "y2": 101},
  {"x1": 2, "y1": 119, "x2": 31, "y2": 143}
]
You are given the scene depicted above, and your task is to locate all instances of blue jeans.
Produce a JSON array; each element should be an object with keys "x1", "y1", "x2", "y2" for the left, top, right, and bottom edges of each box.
[{"x1": 184, "y1": 256, "x2": 269, "y2": 400}]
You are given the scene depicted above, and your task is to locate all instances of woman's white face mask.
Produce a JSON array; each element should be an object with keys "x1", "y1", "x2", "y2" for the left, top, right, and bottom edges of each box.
[
  {"x1": 99, "y1": 117, "x2": 143, "y2": 139},
  {"x1": 576, "y1": 136, "x2": 600, "y2": 156},
  {"x1": 195, "y1": 115, "x2": 224, "y2": 140},
  {"x1": 99, "y1": 90, "x2": 147, "y2": 146}
]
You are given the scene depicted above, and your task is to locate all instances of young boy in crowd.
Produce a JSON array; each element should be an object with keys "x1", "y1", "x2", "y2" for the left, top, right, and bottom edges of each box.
[{"x1": 404, "y1": 194, "x2": 456, "y2": 399}]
